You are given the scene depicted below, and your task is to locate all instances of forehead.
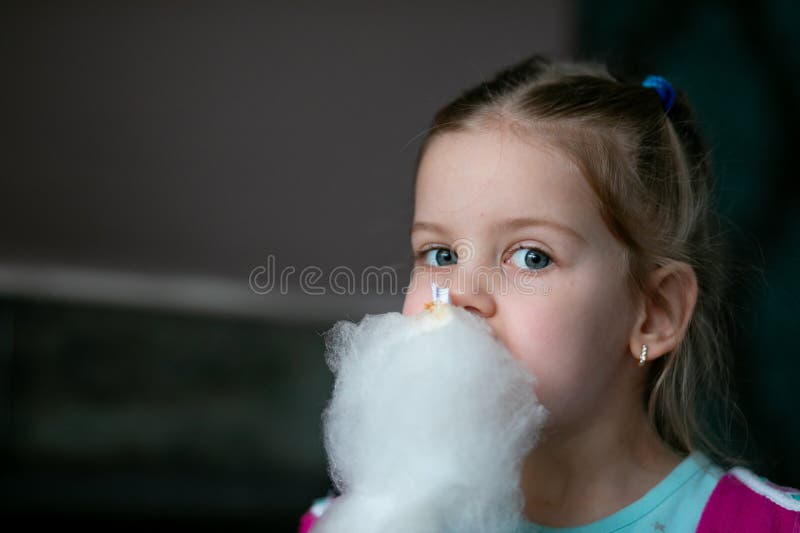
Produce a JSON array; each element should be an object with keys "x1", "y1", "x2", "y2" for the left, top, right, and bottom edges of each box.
[{"x1": 414, "y1": 128, "x2": 599, "y2": 232}]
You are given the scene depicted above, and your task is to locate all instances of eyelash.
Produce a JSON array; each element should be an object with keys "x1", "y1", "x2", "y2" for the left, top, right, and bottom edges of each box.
[{"x1": 414, "y1": 243, "x2": 555, "y2": 272}]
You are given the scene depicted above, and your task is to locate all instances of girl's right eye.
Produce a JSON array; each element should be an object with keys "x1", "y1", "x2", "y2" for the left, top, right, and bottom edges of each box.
[{"x1": 419, "y1": 247, "x2": 458, "y2": 267}]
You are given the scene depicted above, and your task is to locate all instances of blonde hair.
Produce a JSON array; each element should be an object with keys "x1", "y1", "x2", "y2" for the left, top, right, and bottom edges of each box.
[{"x1": 414, "y1": 54, "x2": 748, "y2": 469}]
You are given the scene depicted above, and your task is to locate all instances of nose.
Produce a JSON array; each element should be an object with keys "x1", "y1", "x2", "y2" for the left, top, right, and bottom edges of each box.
[
  {"x1": 448, "y1": 270, "x2": 497, "y2": 320},
  {"x1": 452, "y1": 292, "x2": 496, "y2": 319}
]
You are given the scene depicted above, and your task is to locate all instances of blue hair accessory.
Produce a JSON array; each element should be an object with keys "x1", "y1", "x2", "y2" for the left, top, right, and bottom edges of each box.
[{"x1": 642, "y1": 75, "x2": 676, "y2": 113}]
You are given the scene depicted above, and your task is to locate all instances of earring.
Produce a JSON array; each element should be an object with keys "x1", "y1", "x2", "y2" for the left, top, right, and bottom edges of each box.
[{"x1": 638, "y1": 344, "x2": 648, "y2": 367}]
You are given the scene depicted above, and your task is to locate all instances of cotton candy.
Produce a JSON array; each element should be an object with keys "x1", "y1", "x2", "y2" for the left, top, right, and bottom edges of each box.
[{"x1": 314, "y1": 302, "x2": 548, "y2": 533}]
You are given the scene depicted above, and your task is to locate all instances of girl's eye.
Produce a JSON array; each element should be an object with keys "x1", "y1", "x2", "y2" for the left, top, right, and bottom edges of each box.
[
  {"x1": 420, "y1": 247, "x2": 458, "y2": 267},
  {"x1": 508, "y1": 247, "x2": 552, "y2": 271}
]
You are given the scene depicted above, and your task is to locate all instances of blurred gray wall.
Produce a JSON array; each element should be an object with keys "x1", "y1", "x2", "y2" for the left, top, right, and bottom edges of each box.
[{"x1": 0, "y1": 1, "x2": 577, "y2": 322}]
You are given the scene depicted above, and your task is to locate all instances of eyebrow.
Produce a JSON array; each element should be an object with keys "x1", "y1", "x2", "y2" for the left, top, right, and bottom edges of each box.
[{"x1": 409, "y1": 216, "x2": 587, "y2": 243}]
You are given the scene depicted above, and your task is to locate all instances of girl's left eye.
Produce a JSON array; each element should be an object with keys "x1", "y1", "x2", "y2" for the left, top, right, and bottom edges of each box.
[{"x1": 507, "y1": 247, "x2": 552, "y2": 271}]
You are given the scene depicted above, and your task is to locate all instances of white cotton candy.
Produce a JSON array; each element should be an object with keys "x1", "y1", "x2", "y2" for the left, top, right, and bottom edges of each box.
[{"x1": 314, "y1": 303, "x2": 548, "y2": 533}]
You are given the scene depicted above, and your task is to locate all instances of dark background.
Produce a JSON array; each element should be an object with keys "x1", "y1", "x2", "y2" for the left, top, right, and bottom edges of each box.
[{"x1": 1, "y1": 1, "x2": 798, "y2": 530}]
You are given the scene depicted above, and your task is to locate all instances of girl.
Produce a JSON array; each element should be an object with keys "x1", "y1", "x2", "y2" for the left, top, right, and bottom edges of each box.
[{"x1": 300, "y1": 55, "x2": 800, "y2": 532}]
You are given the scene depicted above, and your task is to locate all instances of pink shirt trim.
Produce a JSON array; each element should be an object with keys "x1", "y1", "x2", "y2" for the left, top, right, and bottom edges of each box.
[{"x1": 697, "y1": 468, "x2": 800, "y2": 532}]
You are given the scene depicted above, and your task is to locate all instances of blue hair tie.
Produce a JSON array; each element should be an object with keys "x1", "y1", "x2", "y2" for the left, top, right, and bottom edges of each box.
[{"x1": 642, "y1": 75, "x2": 676, "y2": 113}]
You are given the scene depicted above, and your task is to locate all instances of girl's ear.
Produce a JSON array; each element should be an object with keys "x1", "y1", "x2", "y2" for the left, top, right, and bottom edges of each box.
[{"x1": 629, "y1": 261, "x2": 698, "y2": 364}]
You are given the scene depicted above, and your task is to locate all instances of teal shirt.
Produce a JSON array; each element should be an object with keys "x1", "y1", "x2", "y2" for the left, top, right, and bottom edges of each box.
[{"x1": 516, "y1": 451, "x2": 724, "y2": 533}]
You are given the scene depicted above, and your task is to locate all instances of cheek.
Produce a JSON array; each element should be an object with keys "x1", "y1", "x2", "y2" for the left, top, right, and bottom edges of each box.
[
  {"x1": 498, "y1": 280, "x2": 633, "y2": 419},
  {"x1": 401, "y1": 272, "x2": 430, "y2": 316},
  {"x1": 401, "y1": 293, "x2": 423, "y2": 316},
  {"x1": 499, "y1": 307, "x2": 588, "y2": 406}
]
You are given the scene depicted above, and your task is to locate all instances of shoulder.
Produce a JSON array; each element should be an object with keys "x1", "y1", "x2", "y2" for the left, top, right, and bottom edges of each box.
[
  {"x1": 298, "y1": 493, "x2": 337, "y2": 533},
  {"x1": 697, "y1": 466, "x2": 800, "y2": 532}
]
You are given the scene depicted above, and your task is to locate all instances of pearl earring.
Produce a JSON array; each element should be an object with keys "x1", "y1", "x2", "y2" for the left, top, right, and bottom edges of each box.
[{"x1": 639, "y1": 344, "x2": 648, "y2": 367}]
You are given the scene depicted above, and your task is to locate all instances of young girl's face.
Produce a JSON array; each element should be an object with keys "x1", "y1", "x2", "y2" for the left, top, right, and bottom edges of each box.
[{"x1": 402, "y1": 127, "x2": 642, "y2": 432}]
